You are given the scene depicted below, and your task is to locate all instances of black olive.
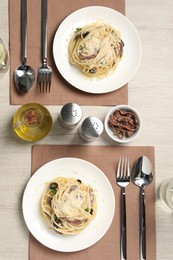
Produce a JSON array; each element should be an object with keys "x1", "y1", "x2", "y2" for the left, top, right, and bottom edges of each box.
[
  {"x1": 83, "y1": 31, "x2": 89, "y2": 38},
  {"x1": 89, "y1": 68, "x2": 97, "y2": 74},
  {"x1": 90, "y1": 209, "x2": 93, "y2": 215},
  {"x1": 49, "y1": 182, "x2": 58, "y2": 190},
  {"x1": 77, "y1": 179, "x2": 82, "y2": 183}
]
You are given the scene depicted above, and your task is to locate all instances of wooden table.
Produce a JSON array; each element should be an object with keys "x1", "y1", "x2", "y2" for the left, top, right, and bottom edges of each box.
[{"x1": 0, "y1": 0, "x2": 173, "y2": 259}]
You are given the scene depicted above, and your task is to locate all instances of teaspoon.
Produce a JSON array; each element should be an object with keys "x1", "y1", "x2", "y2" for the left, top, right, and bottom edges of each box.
[
  {"x1": 14, "y1": 0, "x2": 35, "y2": 94},
  {"x1": 133, "y1": 156, "x2": 153, "y2": 260}
]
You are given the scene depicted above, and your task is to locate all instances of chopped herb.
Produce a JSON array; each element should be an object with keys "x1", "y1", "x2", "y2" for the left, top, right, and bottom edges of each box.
[
  {"x1": 79, "y1": 45, "x2": 85, "y2": 51},
  {"x1": 111, "y1": 30, "x2": 116, "y2": 35},
  {"x1": 54, "y1": 215, "x2": 62, "y2": 226},
  {"x1": 85, "y1": 208, "x2": 89, "y2": 212},
  {"x1": 51, "y1": 188, "x2": 57, "y2": 195},
  {"x1": 76, "y1": 27, "x2": 82, "y2": 32},
  {"x1": 54, "y1": 214, "x2": 58, "y2": 222}
]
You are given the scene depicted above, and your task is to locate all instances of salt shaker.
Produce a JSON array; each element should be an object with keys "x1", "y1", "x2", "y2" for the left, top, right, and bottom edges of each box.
[
  {"x1": 79, "y1": 116, "x2": 104, "y2": 142},
  {"x1": 59, "y1": 103, "x2": 83, "y2": 129}
]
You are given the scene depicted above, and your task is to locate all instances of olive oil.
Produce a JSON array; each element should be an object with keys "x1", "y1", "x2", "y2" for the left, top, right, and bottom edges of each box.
[{"x1": 13, "y1": 103, "x2": 52, "y2": 141}]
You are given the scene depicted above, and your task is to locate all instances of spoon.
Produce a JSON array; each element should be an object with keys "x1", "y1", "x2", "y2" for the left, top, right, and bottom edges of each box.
[
  {"x1": 133, "y1": 156, "x2": 153, "y2": 260},
  {"x1": 14, "y1": 0, "x2": 35, "y2": 94}
]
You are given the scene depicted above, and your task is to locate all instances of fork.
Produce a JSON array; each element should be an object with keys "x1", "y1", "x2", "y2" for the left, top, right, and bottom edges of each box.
[
  {"x1": 38, "y1": 0, "x2": 52, "y2": 93},
  {"x1": 116, "y1": 156, "x2": 130, "y2": 260}
]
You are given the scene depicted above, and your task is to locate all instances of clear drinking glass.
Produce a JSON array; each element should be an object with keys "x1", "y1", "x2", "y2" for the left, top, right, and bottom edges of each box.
[
  {"x1": 0, "y1": 38, "x2": 9, "y2": 78},
  {"x1": 159, "y1": 178, "x2": 173, "y2": 210}
]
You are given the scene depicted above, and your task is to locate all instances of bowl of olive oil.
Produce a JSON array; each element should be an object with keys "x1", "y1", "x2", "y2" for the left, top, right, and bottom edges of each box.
[{"x1": 13, "y1": 103, "x2": 52, "y2": 141}]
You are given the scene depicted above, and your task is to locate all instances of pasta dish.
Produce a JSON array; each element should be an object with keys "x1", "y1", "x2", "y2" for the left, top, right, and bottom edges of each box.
[
  {"x1": 68, "y1": 22, "x2": 124, "y2": 78},
  {"x1": 41, "y1": 177, "x2": 97, "y2": 235}
]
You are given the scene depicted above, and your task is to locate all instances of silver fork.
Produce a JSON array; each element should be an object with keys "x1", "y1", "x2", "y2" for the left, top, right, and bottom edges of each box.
[
  {"x1": 116, "y1": 156, "x2": 130, "y2": 260},
  {"x1": 38, "y1": 0, "x2": 52, "y2": 93}
]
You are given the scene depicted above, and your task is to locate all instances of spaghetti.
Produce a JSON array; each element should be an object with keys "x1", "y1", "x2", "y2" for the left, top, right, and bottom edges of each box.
[
  {"x1": 41, "y1": 177, "x2": 97, "y2": 235},
  {"x1": 68, "y1": 22, "x2": 124, "y2": 78}
]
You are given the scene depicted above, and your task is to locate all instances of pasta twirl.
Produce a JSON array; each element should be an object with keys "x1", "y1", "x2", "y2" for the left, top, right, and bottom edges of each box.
[
  {"x1": 69, "y1": 22, "x2": 124, "y2": 78},
  {"x1": 41, "y1": 177, "x2": 97, "y2": 235}
]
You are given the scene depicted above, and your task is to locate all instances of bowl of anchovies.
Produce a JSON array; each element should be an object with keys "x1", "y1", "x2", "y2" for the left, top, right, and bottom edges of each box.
[{"x1": 104, "y1": 104, "x2": 142, "y2": 143}]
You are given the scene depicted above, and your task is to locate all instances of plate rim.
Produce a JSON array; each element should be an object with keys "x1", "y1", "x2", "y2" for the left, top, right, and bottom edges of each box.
[{"x1": 22, "y1": 157, "x2": 115, "y2": 252}]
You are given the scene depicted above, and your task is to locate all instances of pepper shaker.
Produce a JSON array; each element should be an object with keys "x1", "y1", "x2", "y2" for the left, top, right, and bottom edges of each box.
[
  {"x1": 79, "y1": 116, "x2": 104, "y2": 142},
  {"x1": 59, "y1": 103, "x2": 83, "y2": 129}
]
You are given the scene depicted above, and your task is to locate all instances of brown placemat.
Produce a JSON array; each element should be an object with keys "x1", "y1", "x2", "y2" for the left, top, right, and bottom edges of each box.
[
  {"x1": 9, "y1": 0, "x2": 128, "y2": 105},
  {"x1": 30, "y1": 145, "x2": 156, "y2": 260}
]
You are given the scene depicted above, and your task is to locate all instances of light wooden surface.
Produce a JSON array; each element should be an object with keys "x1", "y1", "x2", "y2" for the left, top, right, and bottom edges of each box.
[{"x1": 0, "y1": 0, "x2": 173, "y2": 259}]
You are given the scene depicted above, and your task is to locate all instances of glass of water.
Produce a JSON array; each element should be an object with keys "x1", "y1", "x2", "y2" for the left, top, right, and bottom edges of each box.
[
  {"x1": 0, "y1": 38, "x2": 9, "y2": 78},
  {"x1": 159, "y1": 178, "x2": 173, "y2": 210}
]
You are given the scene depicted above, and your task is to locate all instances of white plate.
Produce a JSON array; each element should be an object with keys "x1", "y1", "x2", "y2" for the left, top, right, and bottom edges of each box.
[
  {"x1": 53, "y1": 6, "x2": 142, "y2": 94},
  {"x1": 22, "y1": 158, "x2": 115, "y2": 252}
]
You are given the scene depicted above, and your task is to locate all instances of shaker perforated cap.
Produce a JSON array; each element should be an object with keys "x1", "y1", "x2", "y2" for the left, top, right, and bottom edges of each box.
[
  {"x1": 80, "y1": 116, "x2": 103, "y2": 141},
  {"x1": 60, "y1": 103, "x2": 83, "y2": 128}
]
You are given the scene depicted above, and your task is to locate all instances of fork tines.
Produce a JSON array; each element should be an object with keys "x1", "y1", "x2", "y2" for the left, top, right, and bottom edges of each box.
[
  {"x1": 38, "y1": 69, "x2": 52, "y2": 93},
  {"x1": 116, "y1": 156, "x2": 130, "y2": 185}
]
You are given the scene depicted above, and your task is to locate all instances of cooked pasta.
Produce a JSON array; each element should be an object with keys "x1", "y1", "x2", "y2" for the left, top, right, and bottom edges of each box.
[
  {"x1": 41, "y1": 177, "x2": 97, "y2": 235},
  {"x1": 68, "y1": 22, "x2": 124, "y2": 78}
]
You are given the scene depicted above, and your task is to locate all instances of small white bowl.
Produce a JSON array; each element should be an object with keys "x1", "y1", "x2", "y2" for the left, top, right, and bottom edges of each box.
[{"x1": 104, "y1": 104, "x2": 142, "y2": 143}]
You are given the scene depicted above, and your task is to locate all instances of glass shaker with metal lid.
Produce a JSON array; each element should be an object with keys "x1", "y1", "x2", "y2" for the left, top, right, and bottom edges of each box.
[
  {"x1": 79, "y1": 116, "x2": 104, "y2": 142},
  {"x1": 59, "y1": 103, "x2": 83, "y2": 129}
]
